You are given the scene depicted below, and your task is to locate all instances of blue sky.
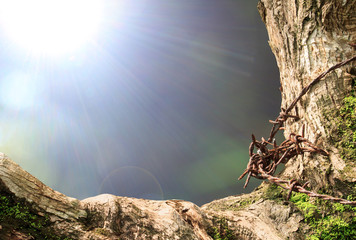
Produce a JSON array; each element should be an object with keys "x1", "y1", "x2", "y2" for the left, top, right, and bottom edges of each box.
[{"x1": 0, "y1": 0, "x2": 280, "y2": 205}]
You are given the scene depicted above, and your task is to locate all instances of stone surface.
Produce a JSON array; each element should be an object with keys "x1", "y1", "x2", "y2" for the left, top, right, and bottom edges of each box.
[
  {"x1": 0, "y1": 153, "x2": 307, "y2": 239},
  {"x1": 81, "y1": 194, "x2": 212, "y2": 240},
  {"x1": 201, "y1": 184, "x2": 306, "y2": 240},
  {"x1": 0, "y1": 153, "x2": 86, "y2": 221},
  {"x1": 0, "y1": 153, "x2": 212, "y2": 239}
]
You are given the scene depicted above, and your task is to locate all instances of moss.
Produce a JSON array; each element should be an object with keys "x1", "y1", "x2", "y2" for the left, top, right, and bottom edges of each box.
[
  {"x1": 323, "y1": 84, "x2": 356, "y2": 163},
  {"x1": 337, "y1": 95, "x2": 356, "y2": 161},
  {"x1": 290, "y1": 193, "x2": 319, "y2": 219},
  {"x1": 263, "y1": 183, "x2": 284, "y2": 201},
  {"x1": 290, "y1": 192, "x2": 356, "y2": 240},
  {"x1": 0, "y1": 191, "x2": 73, "y2": 240},
  {"x1": 260, "y1": 184, "x2": 356, "y2": 239},
  {"x1": 203, "y1": 191, "x2": 263, "y2": 212},
  {"x1": 208, "y1": 217, "x2": 235, "y2": 240},
  {"x1": 238, "y1": 199, "x2": 253, "y2": 209}
]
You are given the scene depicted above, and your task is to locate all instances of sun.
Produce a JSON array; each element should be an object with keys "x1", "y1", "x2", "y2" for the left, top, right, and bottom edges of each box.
[{"x1": 0, "y1": 0, "x2": 102, "y2": 56}]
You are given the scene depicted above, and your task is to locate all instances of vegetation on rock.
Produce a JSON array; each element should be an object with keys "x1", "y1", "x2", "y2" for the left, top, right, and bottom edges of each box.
[
  {"x1": 0, "y1": 192, "x2": 72, "y2": 240},
  {"x1": 291, "y1": 192, "x2": 356, "y2": 240},
  {"x1": 337, "y1": 93, "x2": 356, "y2": 161},
  {"x1": 263, "y1": 183, "x2": 284, "y2": 201},
  {"x1": 259, "y1": 183, "x2": 356, "y2": 239},
  {"x1": 324, "y1": 82, "x2": 356, "y2": 163},
  {"x1": 209, "y1": 217, "x2": 234, "y2": 240}
]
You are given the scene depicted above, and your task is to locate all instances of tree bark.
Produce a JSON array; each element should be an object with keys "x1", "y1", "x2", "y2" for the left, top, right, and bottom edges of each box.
[{"x1": 257, "y1": 0, "x2": 355, "y2": 194}]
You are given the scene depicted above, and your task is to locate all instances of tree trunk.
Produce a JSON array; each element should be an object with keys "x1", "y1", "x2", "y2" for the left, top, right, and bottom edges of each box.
[
  {"x1": 204, "y1": 1, "x2": 356, "y2": 239},
  {"x1": 258, "y1": 0, "x2": 355, "y2": 194}
]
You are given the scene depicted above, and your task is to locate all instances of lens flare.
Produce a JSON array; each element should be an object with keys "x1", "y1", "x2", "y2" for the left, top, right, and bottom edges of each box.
[{"x1": 99, "y1": 166, "x2": 164, "y2": 200}]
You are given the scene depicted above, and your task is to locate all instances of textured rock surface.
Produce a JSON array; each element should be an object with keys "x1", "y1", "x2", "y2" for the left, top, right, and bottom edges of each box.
[
  {"x1": 0, "y1": 154, "x2": 308, "y2": 239},
  {"x1": 81, "y1": 195, "x2": 213, "y2": 240},
  {"x1": 0, "y1": 154, "x2": 213, "y2": 239},
  {"x1": 0, "y1": 153, "x2": 86, "y2": 221},
  {"x1": 201, "y1": 184, "x2": 306, "y2": 240}
]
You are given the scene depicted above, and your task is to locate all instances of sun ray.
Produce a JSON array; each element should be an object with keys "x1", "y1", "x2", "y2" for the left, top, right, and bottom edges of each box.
[{"x1": 0, "y1": 0, "x2": 102, "y2": 56}]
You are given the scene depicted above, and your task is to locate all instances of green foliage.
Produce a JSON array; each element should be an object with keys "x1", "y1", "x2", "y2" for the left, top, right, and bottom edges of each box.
[
  {"x1": 209, "y1": 217, "x2": 234, "y2": 240},
  {"x1": 290, "y1": 192, "x2": 356, "y2": 240},
  {"x1": 0, "y1": 193, "x2": 72, "y2": 240}
]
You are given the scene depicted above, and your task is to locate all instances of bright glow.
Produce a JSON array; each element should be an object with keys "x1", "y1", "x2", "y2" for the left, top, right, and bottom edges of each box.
[
  {"x1": 0, "y1": 72, "x2": 47, "y2": 110},
  {"x1": 0, "y1": 0, "x2": 102, "y2": 55}
]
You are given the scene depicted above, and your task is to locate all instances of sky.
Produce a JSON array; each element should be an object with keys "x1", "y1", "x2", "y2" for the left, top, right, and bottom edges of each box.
[{"x1": 0, "y1": 0, "x2": 280, "y2": 206}]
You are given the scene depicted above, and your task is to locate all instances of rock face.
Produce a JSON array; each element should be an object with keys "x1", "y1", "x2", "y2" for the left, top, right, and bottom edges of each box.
[
  {"x1": 0, "y1": 153, "x2": 212, "y2": 239},
  {"x1": 201, "y1": 187, "x2": 307, "y2": 240},
  {"x1": 0, "y1": 153, "x2": 308, "y2": 239},
  {"x1": 81, "y1": 195, "x2": 212, "y2": 240}
]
